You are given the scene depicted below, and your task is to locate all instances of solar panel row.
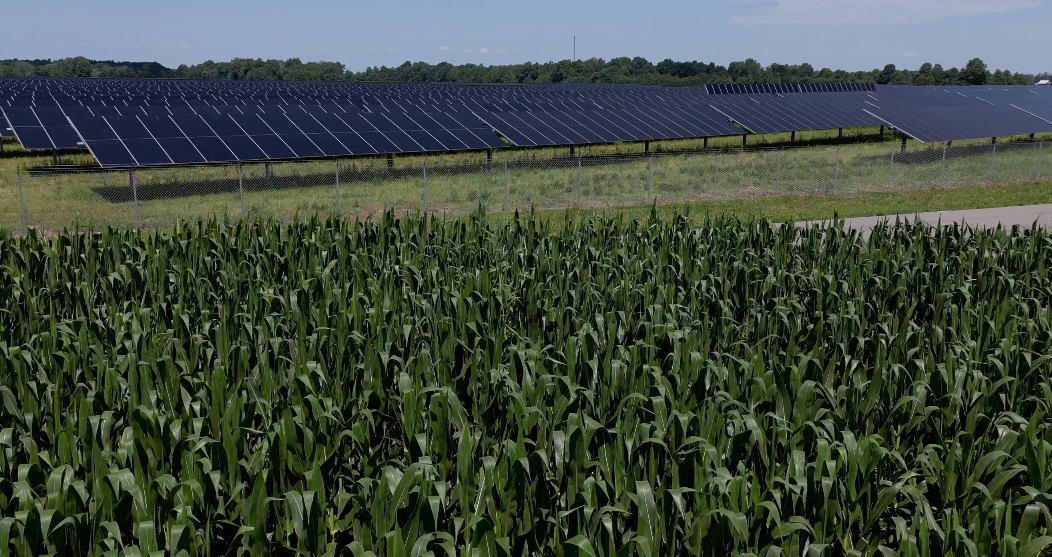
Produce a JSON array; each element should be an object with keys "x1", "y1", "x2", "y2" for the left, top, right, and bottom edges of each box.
[
  {"x1": 65, "y1": 105, "x2": 506, "y2": 166},
  {"x1": 705, "y1": 82, "x2": 876, "y2": 95},
  {"x1": 4, "y1": 79, "x2": 1052, "y2": 167},
  {"x1": 864, "y1": 87, "x2": 1052, "y2": 143}
]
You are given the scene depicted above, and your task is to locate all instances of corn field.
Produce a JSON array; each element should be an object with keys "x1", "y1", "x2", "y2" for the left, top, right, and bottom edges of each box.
[{"x1": 2, "y1": 212, "x2": 1052, "y2": 556}]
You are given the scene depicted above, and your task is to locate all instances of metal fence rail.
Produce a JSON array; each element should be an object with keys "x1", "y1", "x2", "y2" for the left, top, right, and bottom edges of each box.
[{"x1": 2, "y1": 140, "x2": 1049, "y2": 233}]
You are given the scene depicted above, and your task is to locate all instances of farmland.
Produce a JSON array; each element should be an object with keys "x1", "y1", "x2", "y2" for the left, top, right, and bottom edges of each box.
[{"x1": 2, "y1": 213, "x2": 1052, "y2": 556}]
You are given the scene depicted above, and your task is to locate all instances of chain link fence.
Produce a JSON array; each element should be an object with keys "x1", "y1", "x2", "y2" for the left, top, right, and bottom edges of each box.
[{"x1": 2, "y1": 140, "x2": 1049, "y2": 233}]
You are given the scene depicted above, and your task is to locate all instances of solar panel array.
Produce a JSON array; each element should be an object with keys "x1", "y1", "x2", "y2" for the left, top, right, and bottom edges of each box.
[
  {"x1": 2, "y1": 78, "x2": 1051, "y2": 167},
  {"x1": 863, "y1": 86, "x2": 1052, "y2": 143},
  {"x1": 704, "y1": 82, "x2": 876, "y2": 94}
]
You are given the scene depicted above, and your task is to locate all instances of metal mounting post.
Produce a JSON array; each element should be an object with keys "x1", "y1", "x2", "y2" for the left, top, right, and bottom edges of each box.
[
  {"x1": 238, "y1": 164, "x2": 246, "y2": 219},
  {"x1": 774, "y1": 148, "x2": 783, "y2": 191},
  {"x1": 387, "y1": 153, "x2": 394, "y2": 170},
  {"x1": 17, "y1": 171, "x2": 28, "y2": 235},
  {"x1": 742, "y1": 134, "x2": 748, "y2": 147},
  {"x1": 569, "y1": 145, "x2": 576, "y2": 158},
  {"x1": 900, "y1": 135, "x2": 907, "y2": 154},
  {"x1": 264, "y1": 163, "x2": 271, "y2": 186},
  {"x1": 988, "y1": 141, "x2": 998, "y2": 184},
  {"x1": 831, "y1": 146, "x2": 841, "y2": 193},
  {"x1": 703, "y1": 137, "x2": 709, "y2": 149},
  {"x1": 646, "y1": 155, "x2": 653, "y2": 201},
  {"x1": 502, "y1": 161, "x2": 509, "y2": 212},
  {"x1": 879, "y1": 125, "x2": 885, "y2": 138},
  {"x1": 644, "y1": 140, "x2": 650, "y2": 155},
  {"x1": 130, "y1": 170, "x2": 141, "y2": 230},
  {"x1": 576, "y1": 157, "x2": 582, "y2": 206},
  {"x1": 487, "y1": 148, "x2": 493, "y2": 167},
  {"x1": 838, "y1": 127, "x2": 844, "y2": 142},
  {"x1": 790, "y1": 130, "x2": 796, "y2": 143},
  {"x1": 421, "y1": 163, "x2": 428, "y2": 211},
  {"x1": 713, "y1": 150, "x2": 722, "y2": 190},
  {"x1": 335, "y1": 163, "x2": 341, "y2": 216},
  {"x1": 887, "y1": 147, "x2": 895, "y2": 189},
  {"x1": 1037, "y1": 141, "x2": 1044, "y2": 179},
  {"x1": 940, "y1": 143, "x2": 948, "y2": 184}
]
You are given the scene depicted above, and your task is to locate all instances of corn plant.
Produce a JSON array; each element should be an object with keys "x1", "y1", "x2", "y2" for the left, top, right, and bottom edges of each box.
[{"x1": 1, "y1": 210, "x2": 1052, "y2": 556}]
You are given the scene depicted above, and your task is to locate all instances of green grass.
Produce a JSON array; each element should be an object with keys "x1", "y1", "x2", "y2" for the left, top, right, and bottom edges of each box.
[
  {"x1": 2, "y1": 130, "x2": 1051, "y2": 232},
  {"x1": 537, "y1": 180, "x2": 1052, "y2": 225}
]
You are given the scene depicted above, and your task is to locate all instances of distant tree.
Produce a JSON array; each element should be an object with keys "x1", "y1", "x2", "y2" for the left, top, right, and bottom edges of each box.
[
  {"x1": 1, "y1": 55, "x2": 1035, "y2": 86},
  {"x1": 876, "y1": 64, "x2": 898, "y2": 84},
  {"x1": 961, "y1": 58, "x2": 989, "y2": 85}
]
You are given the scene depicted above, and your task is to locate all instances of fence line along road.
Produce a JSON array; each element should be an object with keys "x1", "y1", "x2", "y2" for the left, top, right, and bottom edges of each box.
[{"x1": 2, "y1": 140, "x2": 1049, "y2": 233}]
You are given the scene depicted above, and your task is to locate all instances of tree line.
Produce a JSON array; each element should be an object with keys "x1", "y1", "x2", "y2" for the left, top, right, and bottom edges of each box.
[{"x1": 1, "y1": 56, "x2": 1047, "y2": 86}]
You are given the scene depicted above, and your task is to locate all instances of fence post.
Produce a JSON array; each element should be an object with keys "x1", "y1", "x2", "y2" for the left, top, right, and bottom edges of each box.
[
  {"x1": 335, "y1": 162, "x2": 341, "y2": 217},
  {"x1": 887, "y1": 147, "x2": 895, "y2": 189},
  {"x1": 988, "y1": 141, "x2": 997, "y2": 184},
  {"x1": 422, "y1": 163, "x2": 428, "y2": 212},
  {"x1": 775, "y1": 148, "x2": 783, "y2": 191},
  {"x1": 17, "y1": 171, "x2": 28, "y2": 235},
  {"x1": 128, "y1": 170, "x2": 141, "y2": 230},
  {"x1": 646, "y1": 155, "x2": 653, "y2": 201},
  {"x1": 1038, "y1": 141, "x2": 1045, "y2": 179},
  {"x1": 940, "y1": 143, "x2": 948, "y2": 185},
  {"x1": 831, "y1": 146, "x2": 841, "y2": 193},
  {"x1": 502, "y1": 161, "x2": 509, "y2": 212},
  {"x1": 576, "y1": 157, "x2": 582, "y2": 207},
  {"x1": 1033, "y1": 141, "x2": 1043, "y2": 180},
  {"x1": 713, "y1": 150, "x2": 722, "y2": 190},
  {"x1": 238, "y1": 164, "x2": 246, "y2": 219}
]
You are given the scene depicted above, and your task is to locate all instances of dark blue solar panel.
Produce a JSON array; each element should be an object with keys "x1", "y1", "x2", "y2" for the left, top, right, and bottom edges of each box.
[
  {"x1": 157, "y1": 137, "x2": 206, "y2": 164},
  {"x1": 123, "y1": 138, "x2": 173, "y2": 165},
  {"x1": 87, "y1": 140, "x2": 136, "y2": 166},
  {"x1": 332, "y1": 133, "x2": 378, "y2": 155},
  {"x1": 306, "y1": 133, "x2": 351, "y2": 156},
  {"x1": 189, "y1": 136, "x2": 237, "y2": 162},
  {"x1": 245, "y1": 135, "x2": 292, "y2": 159},
  {"x1": 279, "y1": 134, "x2": 324, "y2": 158},
  {"x1": 358, "y1": 131, "x2": 400, "y2": 154},
  {"x1": 221, "y1": 135, "x2": 267, "y2": 161}
]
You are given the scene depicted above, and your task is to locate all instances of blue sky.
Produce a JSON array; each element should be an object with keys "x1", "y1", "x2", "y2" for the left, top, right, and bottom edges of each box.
[{"x1": 4, "y1": 0, "x2": 1049, "y2": 73}]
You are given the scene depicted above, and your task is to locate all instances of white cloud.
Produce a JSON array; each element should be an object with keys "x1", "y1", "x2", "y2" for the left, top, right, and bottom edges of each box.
[
  {"x1": 439, "y1": 46, "x2": 449, "y2": 51},
  {"x1": 140, "y1": 39, "x2": 147, "y2": 43},
  {"x1": 728, "y1": 0, "x2": 1043, "y2": 25},
  {"x1": 481, "y1": 48, "x2": 489, "y2": 53},
  {"x1": 496, "y1": 49, "x2": 507, "y2": 54},
  {"x1": 464, "y1": 48, "x2": 473, "y2": 53},
  {"x1": 903, "y1": 52, "x2": 917, "y2": 57}
]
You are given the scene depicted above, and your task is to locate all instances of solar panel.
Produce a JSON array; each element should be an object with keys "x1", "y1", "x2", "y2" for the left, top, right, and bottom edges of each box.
[
  {"x1": 1, "y1": 106, "x2": 56, "y2": 149},
  {"x1": 864, "y1": 88, "x2": 1052, "y2": 143}
]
